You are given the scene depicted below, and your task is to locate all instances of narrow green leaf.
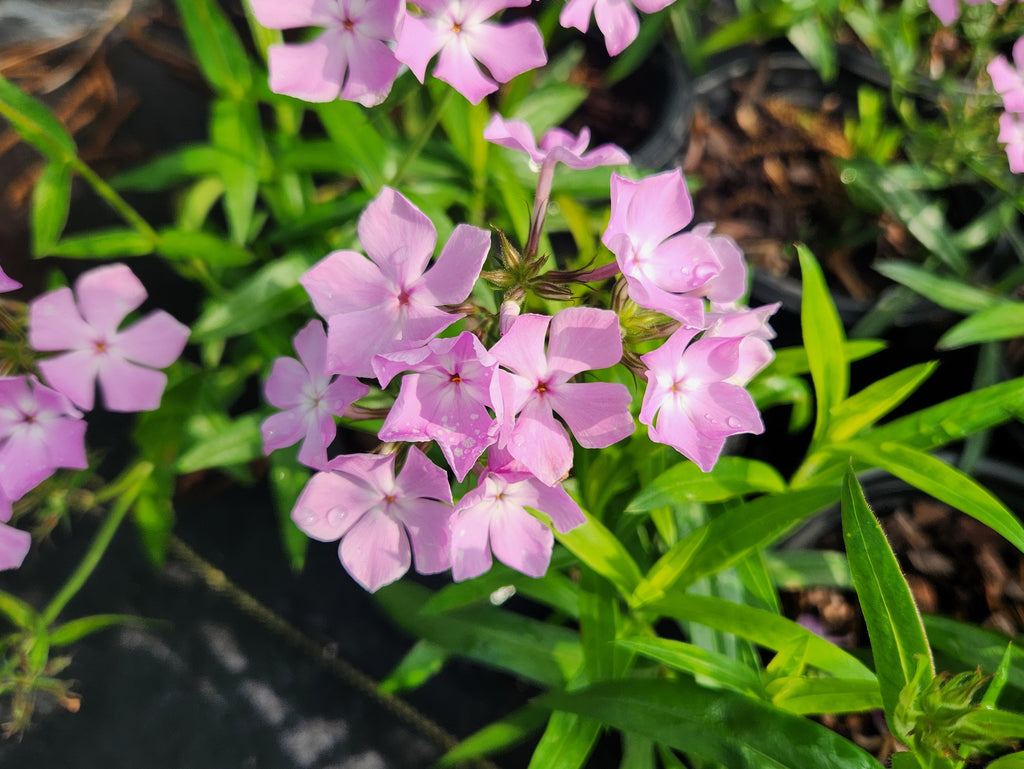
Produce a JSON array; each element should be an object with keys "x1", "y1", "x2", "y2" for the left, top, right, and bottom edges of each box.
[
  {"x1": 959, "y1": 708, "x2": 1024, "y2": 741},
  {"x1": 210, "y1": 98, "x2": 261, "y2": 245},
  {"x1": 555, "y1": 513, "x2": 643, "y2": 598},
  {"x1": 315, "y1": 100, "x2": 389, "y2": 192},
  {"x1": 924, "y1": 616, "x2": 1024, "y2": 704},
  {"x1": 111, "y1": 145, "x2": 228, "y2": 191},
  {"x1": 268, "y1": 451, "x2": 310, "y2": 572},
  {"x1": 0, "y1": 589, "x2": 40, "y2": 630},
  {"x1": 156, "y1": 228, "x2": 254, "y2": 266},
  {"x1": 539, "y1": 679, "x2": 885, "y2": 769},
  {"x1": 434, "y1": 705, "x2": 547, "y2": 768},
  {"x1": 982, "y1": 643, "x2": 1016, "y2": 708},
  {"x1": 131, "y1": 467, "x2": 176, "y2": 567},
  {"x1": 527, "y1": 709, "x2": 600, "y2": 769},
  {"x1": 175, "y1": 413, "x2": 264, "y2": 474},
  {"x1": 509, "y1": 84, "x2": 588, "y2": 133},
  {"x1": 579, "y1": 568, "x2": 623, "y2": 684},
  {"x1": 764, "y1": 549, "x2": 852, "y2": 590},
  {"x1": 0, "y1": 73, "x2": 75, "y2": 158},
  {"x1": 626, "y1": 457, "x2": 787, "y2": 512},
  {"x1": 768, "y1": 340, "x2": 885, "y2": 377},
  {"x1": 766, "y1": 676, "x2": 883, "y2": 715},
  {"x1": 31, "y1": 160, "x2": 72, "y2": 255},
  {"x1": 378, "y1": 640, "x2": 448, "y2": 694},
  {"x1": 873, "y1": 260, "x2": 999, "y2": 315},
  {"x1": 987, "y1": 751, "x2": 1024, "y2": 768},
  {"x1": 827, "y1": 361, "x2": 938, "y2": 441},
  {"x1": 48, "y1": 228, "x2": 154, "y2": 258},
  {"x1": 797, "y1": 244, "x2": 848, "y2": 444},
  {"x1": 175, "y1": 0, "x2": 253, "y2": 98},
  {"x1": 938, "y1": 303, "x2": 1024, "y2": 350},
  {"x1": 49, "y1": 614, "x2": 153, "y2": 646},
  {"x1": 841, "y1": 468, "x2": 932, "y2": 718},
  {"x1": 618, "y1": 637, "x2": 763, "y2": 696}
]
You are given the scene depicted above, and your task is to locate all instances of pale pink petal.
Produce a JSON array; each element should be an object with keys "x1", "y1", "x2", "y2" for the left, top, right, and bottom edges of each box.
[
  {"x1": 248, "y1": 0, "x2": 336, "y2": 29},
  {"x1": 0, "y1": 487, "x2": 10, "y2": 522},
  {"x1": 492, "y1": 369, "x2": 534, "y2": 445},
  {"x1": 339, "y1": 37, "x2": 401, "y2": 107},
  {"x1": 324, "y1": 375, "x2": 369, "y2": 414},
  {"x1": 0, "y1": 523, "x2": 30, "y2": 571},
  {"x1": 38, "y1": 351, "x2": 101, "y2": 411},
  {"x1": 594, "y1": 0, "x2": 640, "y2": 56},
  {"x1": 483, "y1": 113, "x2": 544, "y2": 163},
  {"x1": 463, "y1": 0, "x2": 534, "y2": 21},
  {"x1": 645, "y1": 397, "x2": 724, "y2": 472},
  {"x1": 466, "y1": 19, "x2": 547, "y2": 84},
  {"x1": 641, "y1": 233, "x2": 721, "y2": 294},
  {"x1": 397, "y1": 446, "x2": 453, "y2": 504},
  {"x1": 261, "y1": 409, "x2": 306, "y2": 454},
  {"x1": 394, "y1": 14, "x2": 447, "y2": 82},
  {"x1": 506, "y1": 398, "x2": 573, "y2": 486},
  {"x1": 451, "y1": 492, "x2": 494, "y2": 581},
  {"x1": 296, "y1": 414, "x2": 336, "y2": 470},
  {"x1": 372, "y1": 346, "x2": 433, "y2": 388},
  {"x1": 490, "y1": 506, "x2": 553, "y2": 578},
  {"x1": 0, "y1": 262, "x2": 21, "y2": 293},
  {"x1": 546, "y1": 307, "x2": 622, "y2": 381},
  {"x1": 264, "y1": 357, "x2": 308, "y2": 410},
  {"x1": 339, "y1": 508, "x2": 411, "y2": 592},
  {"x1": 357, "y1": 187, "x2": 438, "y2": 289},
  {"x1": 686, "y1": 382, "x2": 764, "y2": 439},
  {"x1": 324, "y1": 306, "x2": 404, "y2": 378},
  {"x1": 929, "y1": 0, "x2": 960, "y2": 23},
  {"x1": 519, "y1": 478, "x2": 585, "y2": 533},
  {"x1": 547, "y1": 381, "x2": 634, "y2": 448},
  {"x1": 268, "y1": 35, "x2": 345, "y2": 102},
  {"x1": 416, "y1": 223, "x2": 491, "y2": 305},
  {"x1": 433, "y1": 36, "x2": 498, "y2": 104},
  {"x1": 301, "y1": 249, "x2": 393, "y2": 318},
  {"x1": 633, "y1": 0, "x2": 676, "y2": 11},
  {"x1": 560, "y1": 0, "x2": 598, "y2": 33},
  {"x1": 0, "y1": 428, "x2": 55, "y2": 499},
  {"x1": 489, "y1": 313, "x2": 551, "y2": 382},
  {"x1": 95, "y1": 357, "x2": 168, "y2": 412},
  {"x1": 27, "y1": 287, "x2": 94, "y2": 351},
  {"x1": 355, "y1": 0, "x2": 404, "y2": 38},
  {"x1": 603, "y1": 170, "x2": 694, "y2": 253},
  {"x1": 112, "y1": 311, "x2": 189, "y2": 368},
  {"x1": 624, "y1": 274, "x2": 706, "y2": 327},
  {"x1": 292, "y1": 470, "x2": 375, "y2": 541},
  {"x1": 396, "y1": 498, "x2": 452, "y2": 574},
  {"x1": 292, "y1": 320, "x2": 328, "y2": 381},
  {"x1": 74, "y1": 264, "x2": 146, "y2": 337}
]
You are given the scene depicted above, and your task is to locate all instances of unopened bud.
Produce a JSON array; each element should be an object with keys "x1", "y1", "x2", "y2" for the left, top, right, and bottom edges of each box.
[
  {"x1": 534, "y1": 281, "x2": 573, "y2": 301},
  {"x1": 499, "y1": 299, "x2": 521, "y2": 336},
  {"x1": 480, "y1": 269, "x2": 516, "y2": 288},
  {"x1": 494, "y1": 229, "x2": 521, "y2": 270}
]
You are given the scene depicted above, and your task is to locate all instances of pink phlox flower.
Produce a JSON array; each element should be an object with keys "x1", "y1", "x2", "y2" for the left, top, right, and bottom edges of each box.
[
  {"x1": 250, "y1": 0, "x2": 403, "y2": 107},
  {"x1": 0, "y1": 376, "x2": 87, "y2": 503},
  {"x1": 395, "y1": 0, "x2": 547, "y2": 105},
  {"x1": 373, "y1": 331, "x2": 499, "y2": 482},
  {"x1": 639, "y1": 325, "x2": 764, "y2": 472},
  {"x1": 559, "y1": 0, "x2": 677, "y2": 56},
  {"x1": 483, "y1": 113, "x2": 630, "y2": 170},
  {"x1": 449, "y1": 446, "x2": 585, "y2": 580},
  {"x1": 490, "y1": 306, "x2": 634, "y2": 486},
  {"x1": 301, "y1": 187, "x2": 491, "y2": 378},
  {"x1": 0, "y1": 260, "x2": 20, "y2": 293},
  {"x1": 262, "y1": 320, "x2": 369, "y2": 470},
  {"x1": 603, "y1": 169, "x2": 729, "y2": 328},
  {"x1": 703, "y1": 302, "x2": 781, "y2": 384},
  {"x1": 988, "y1": 37, "x2": 1024, "y2": 113},
  {"x1": 291, "y1": 447, "x2": 453, "y2": 592},
  {"x1": 28, "y1": 264, "x2": 189, "y2": 413},
  {"x1": 0, "y1": 487, "x2": 30, "y2": 571},
  {"x1": 998, "y1": 111, "x2": 1024, "y2": 173}
]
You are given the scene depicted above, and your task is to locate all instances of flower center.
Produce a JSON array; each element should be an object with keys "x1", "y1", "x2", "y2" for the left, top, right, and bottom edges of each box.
[
  {"x1": 449, "y1": 373, "x2": 462, "y2": 384},
  {"x1": 534, "y1": 381, "x2": 548, "y2": 394},
  {"x1": 343, "y1": 18, "x2": 354, "y2": 30},
  {"x1": 397, "y1": 289, "x2": 411, "y2": 306}
]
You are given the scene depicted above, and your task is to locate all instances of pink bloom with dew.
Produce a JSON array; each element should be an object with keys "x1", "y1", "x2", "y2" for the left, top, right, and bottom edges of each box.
[
  {"x1": 998, "y1": 111, "x2": 1024, "y2": 173},
  {"x1": 0, "y1": 260, "x2": 20, "y2": 293},
  {"x1": 395, "y1": 0, "x2": 547, "y2": 105},
  {"x1": 373, "y1": 331, "x2": 499, "y2": 482},
  {"x1": 0, "y1": 375, "x2": 87, "y2": 503},
  {"x1": 490, "y1": 306, "x2": 634, "y2": 486},
  {"x1": 450, "y1": 446, "x2": 585, "y2": 580},
  {"x1": 291, "y1": 447, "x2": 452, "y2": 592},
  {"x1": 262, "y1": 320, "x2": 369, "y2": 470},
  {"x1": 301, "y1": 187, "x2": 490, "y2": 378},
  {"x1": 988, "y1": 37, "x2": 1024, "y2": 113},
  {"x1": 483, "y1": 113, "x2": 630, "y2": 170},
  {"x1": 603, "y1": 169, "x2": 729, "y2": 328},
  {"x1": 28, "y1": 264, "x2": 190, "y2": 413},
  {"x1": 639, "y1": 325, "x2": 765, "y2": 472},
  {"x1": 560, "y1": 0, "x2": 677, "y2": 56},
  {"x1": 250, "y1": 0, "x2": 403, "y2": 107}
]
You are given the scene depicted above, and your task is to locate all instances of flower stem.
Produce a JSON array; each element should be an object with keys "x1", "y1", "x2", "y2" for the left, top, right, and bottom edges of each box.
[
  {"x1": 41, "y1": 462, "x2": 154, "y2": 626},
  {"x1": 70, "y1": 158, "x2": 159, "y2": 242},
  {"x1": 387, "y1": 88, "x2": 455, "y2": 190}
]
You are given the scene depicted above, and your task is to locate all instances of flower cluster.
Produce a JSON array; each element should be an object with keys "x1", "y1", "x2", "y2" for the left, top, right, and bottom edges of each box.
[
  {"x1": 261, "y1": 117, "x2": 776, "y2": 592},
  {"x1": 989, "y1": 36, "x2": 1024, "y2": 173},
  {"x1": 249, "y1": 0, "x2": 679, "y2": 105},
  {"x1": 0, "y1": 264, "x2": 189, "y2": 571}
]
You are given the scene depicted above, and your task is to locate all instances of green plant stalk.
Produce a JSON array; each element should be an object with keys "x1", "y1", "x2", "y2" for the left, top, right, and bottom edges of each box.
[
  {"x1": 40, "y1": 462, "x2": 154, "y2": 626},
  {"x1": 70, "y1": 158, "x2": 158, "y2": 242},
  {"x1": 387, "y1": 87, "x2": 454, "y2": 189}
]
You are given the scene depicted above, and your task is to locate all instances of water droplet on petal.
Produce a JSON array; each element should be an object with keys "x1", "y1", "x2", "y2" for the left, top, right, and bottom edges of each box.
[
  {"x1": 726, "y1": 416, "x2": 741, "y2": 428},
  {"x1": 326, "y1": 509, "x2": 346, "y2": 528}
]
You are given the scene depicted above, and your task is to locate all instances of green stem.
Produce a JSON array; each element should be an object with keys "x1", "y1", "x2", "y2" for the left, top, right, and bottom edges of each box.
[
  {"x1": 41, "y1": 462, "x2": 153, "y2": 626},
  {"x1": 387, "y1": 88, "x2": 454, "y2": 189},
  {"x1": 71, "y1": 158, "x2": 158, "y2": 242}
]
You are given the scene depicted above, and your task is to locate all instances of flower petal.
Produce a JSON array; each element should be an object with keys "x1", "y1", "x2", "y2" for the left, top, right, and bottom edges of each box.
[
  {"x1": 416, "y1": 223, "x2": 491, "y2": 305},
  {"x1": 506, "y1": 397, "x2": 573, "y2": 486},
  {"x1": 27, "y1": 287, "x2": 93, "y2": 351},
  {"x1": 490, "y1": 505, "x2": 553, "y2": 578},
  {"x1": 358, "y1": 187, "x2": 438, "y2": 289},
  {"x1": 248, "y1": 0, "x2": 336, "y2": 29},
  {"x1": 466, "y1": 19, "x2": 547, "y2": 84},
  {"x1": 112, "y1": 311, "x2": 189, "y2": 368},
  {"x1": 268, "y1": 35, "x2": 345, "y2": 102},
  {"x1": 292, "y1": 470, "x2": 374, "y2": 541},
  {"x1": 0, "y1": 523, "x2": 30, "y2": 571},
  {"x1": 96, "y1": 356, "x2": 168, "y2": 412},
  {"x1": 339, "y1": 509, "x2": 411, "y2": 592},
  {"x1": 397, "y1": 498, "x2": 452, "y2": 575},
  {"x1": 301, "y1": 249, "x2": 393, "y2": 318},
  {"x1": 432, "y1": 35, "x2": 497, "y2": 104},
  {"x1": 489, "y1": 313, "x2": 551, "y2": 382},
  {"x1": 38, "y1": 351, "x2": 101, "y2": 412},
  {"x1": 450, "y1": 493, "x2": 494, "y2": 581},
  {"x1": 75, "y1": 264, "x2": 147, "y2": 337},
  {"x1": 397, "y1": 446, "x2": 453, "y2": 504},
  {"x1": 546, "y1": 307, "x2": 622, "y2": 381},
  {"x1": 548, "y1": 381, "x2": 634, "y2": 449},
  {"x1": 261, "y1": 408, "x2": 306, "y2": 455}
]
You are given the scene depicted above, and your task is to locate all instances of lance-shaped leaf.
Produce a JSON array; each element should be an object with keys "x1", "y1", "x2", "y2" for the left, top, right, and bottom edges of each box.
[
  {"x1": 938, "y1": 302, "x2": 1024, "y2": 350},
  {"x1": 827, "y1": 361, "x2": 938, "y2": 442},
  {"x1": 626, "y1": 457, "x2": 786, "y2": 512}
]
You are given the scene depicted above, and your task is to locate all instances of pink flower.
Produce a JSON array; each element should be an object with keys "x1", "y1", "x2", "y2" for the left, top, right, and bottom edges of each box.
[
  {"x1": 0, "y1": 260, "x2": 20, "y2": 293},
  {"x1": 395, "y1": 0, "x2": 547, "y2": 104},
  {"x1": 490, "y1": 306, "x2": 634, "y2": 486},
  {"x1": 28, "y1": 264, "x2": 190, "y2": 413},
  {"x1": 450, "y1": 448, "x2": 585, "y2": 580},
  {"x1": 483, "y1": 113, "x2": 630, "y2": 170},
  {"x1": 301, "y1": 187, "x2": 491, "y2": 378},
  {"x1": 998, "y1": 111, "x2": 1024, "y2": 173},
  {"x1": 988, "y1": 37, "x2": 1024, "y2": 113},
  {"x1": 929, "y1": 0, "x2": 1001, "y2": 24},
  {"x1": 262, "y1": 320, "x2": 369, "y2": 469},
  {"x1": 639, "y1": 325, "x2": 764, "y2": 471},
  {"x1": 0, "y1": 376, "x2": 87, "y2": 502},
  {"x1": 0, "y1": 487, "x2": 30, "y2": 571},
  {"x1": 373, "y1": 331, "x2": 499, "y2": 482},
  {"x1": 250, "y1": 0, "x2": 403, "y2": 107},
  {"x1": 603, "y1": 169, "x2": 727, "y2": 328},
  {"x1": 559, "y1": 0, "x2": 677, "y2": 56},
  {"x1": 704, "y1": 303, "x2": 780, "y2": 384},
  {"x1": 291, "y1": 447, "x2": 453, "y2": 592}
]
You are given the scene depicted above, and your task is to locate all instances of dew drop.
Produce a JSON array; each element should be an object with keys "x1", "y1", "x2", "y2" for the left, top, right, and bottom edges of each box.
[
  {"x1": 726, "y1": 416, "x2": 741, "y2": 428},
  {"x1": 326, "y1": 509, "x2": 346, "y2": 527},
  {"x1": 469, "y1": 413, "x2": 479, "y2": 420}
]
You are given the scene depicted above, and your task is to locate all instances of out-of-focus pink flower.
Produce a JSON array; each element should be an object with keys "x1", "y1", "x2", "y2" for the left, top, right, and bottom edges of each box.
[
  {"x1": 490, "y1": 306, "x2": 634, "y2": 486},
  {"x1": 988, "y1": 37, "x2": 1024, "y2": 113},
  {"x1": 374, "y1": 331, "x2": 499, "y2": 482},
  {"x1": 302, "y1": 187, "x2": 490, "y2": 378},
  {"x1": 291, "y1": 447, "x2": 452, "y2": 592},
  {"x1": 0, "y1": 487, "x2": 30, "y2": 571},
  {"x1": 28, "y1": 264, "x2": 189, "y2": 413},
  {"x1": 998, "y1": 111, "x2": 1024, "y2": 173},
  {"x1": 929, "y1": 0, "x2": 1002, "y2": 24},
  {"x1": 262, "y1": 320, "x2": 369, "y2": 469},
  {"x1": 603, "y1": 169, "x2": 726, "y2": 328},
  {"x1": 250, "y1": 0, "x2": 403, "y2": 107},
  {"x1": 0, "y1": 260, "x2": 20, "y2": 293},
  {"x1": 483, "y1": 113, "x2": 630, "y2": 170},
  {"x1": 450, "y1": 447, "x2": 585, "y2": 580},
  {"x1": 639, "y1": 325, "x2": 764, "y2": 472},
  {"x1": 559, "y1": 0, "x2": 676, "y2": 56},
  {"x1": 0, "y1": 376, "x2": 87, "y2": 503},
  {"x1": 395, "y1": 0, "x2": 547, "y2": 104}
]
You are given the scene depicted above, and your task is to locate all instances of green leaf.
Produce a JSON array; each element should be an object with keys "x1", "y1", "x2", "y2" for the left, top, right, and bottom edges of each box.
[
  {"x1": 49, "y1": 614, "x2": 153, "y2": 646},
  {"x1": 579, "y1": 568, "x2": 625, "y2": 684},
  {"x1": 764, "y1": 549, "x2": 852, "y2": 590},
  {"x1": 175, "y1": 413, "x2": 264, "y2": 474},
  {"x1": 632, "y1": 486, "x2": 840, "y2": 605},
  {"x1": 959, "y1": 708, "x2": 1024, "y2": 741},
  {"x1": 132, "y1": 467, "x2": 176, "y2": 567},
  {"x1": 649, "y1": 593, "x2": 875, "y2": 681},
  {"x1": 788, "y1": 15, "x2": 837, "y2": 81},
  {"x1": 268, "y1": 451, "x2": 310, "y2": 572},
  {"x1": 618, "y1": 637, "x2": 763, "y2": 696},
  {"x1": 833, "y1": 441, "x2": 1024, "y2": 555},
  {"x1": 766, "y1": 676, "x2": 883, "y2": 715},
  {"x1": 797, "y1": 244, "x2": 848, "y2": 445},
  {"x1": 111, "y1": 145, "x2": 228, "y2": 191},
  {"x1": 987, "y1": 751, "x2": 1024, "y2": 768},
  {"x1": 314, "y1": 100, "x2": 390, "y2": 192},
  {"x1": 841, "y1": 468, "x2": 932, "y2": 718},
  {"x1": 510, "y1": 84, "x2": 589, "y2": 133},
  {"x1": 0, "y1": 73, "x2": 75, "y2": 159},
  {"x1": 626, "y1": 457, "x2": 787, "y2": 512},
  {"x1": 982, "y1": 643, "x2": 1015, "y2": 708},
  {"x1": 938, "y1": 303, "x2": 1024, "y2": 349},
  {"x1": 827, "y1": 361, "x2": 938, "y2": 441},
  {"x1": 768, "y1": 340, "x2": 885, "y2": 377},
  {"x1": 48, "y1": 228, "x2": 154, "y2": 258},
  {"x1": 378, "y1": 640, "x2": 448, "y2": 694},
  {"x1": 175, "y1": 0, "x2": 253, "y2": 98},
  {"x1": 435, "y1": 705, "x2": 547, "y2": 768},
  {"x1": 31, "y1": 160, "x2": 72, "y2": 255},
  {"x1": 539, "y1": 679, "x2": 885, "y2": 769},
  {"x1": 210, "y1": 98, "x2": 262, "y2": 244},
  {"x1": 555, "y1": 513, "x2": 643, "y2": 598},
  {"x1": 873, "y1": 260, "x2": 999, "y2": 315},
  {"x1": 191, "y1": 253, "x2": 310, "y2": 341},
  {"x1": 527, "y1": 709, "x2": 600, "y2": 769},
  {"x1": 156, "y1": 228, "x2": 254, "y2": 266},
  {"x1": 0, "y1": 589, "x2": 40, "y2": 630}
]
